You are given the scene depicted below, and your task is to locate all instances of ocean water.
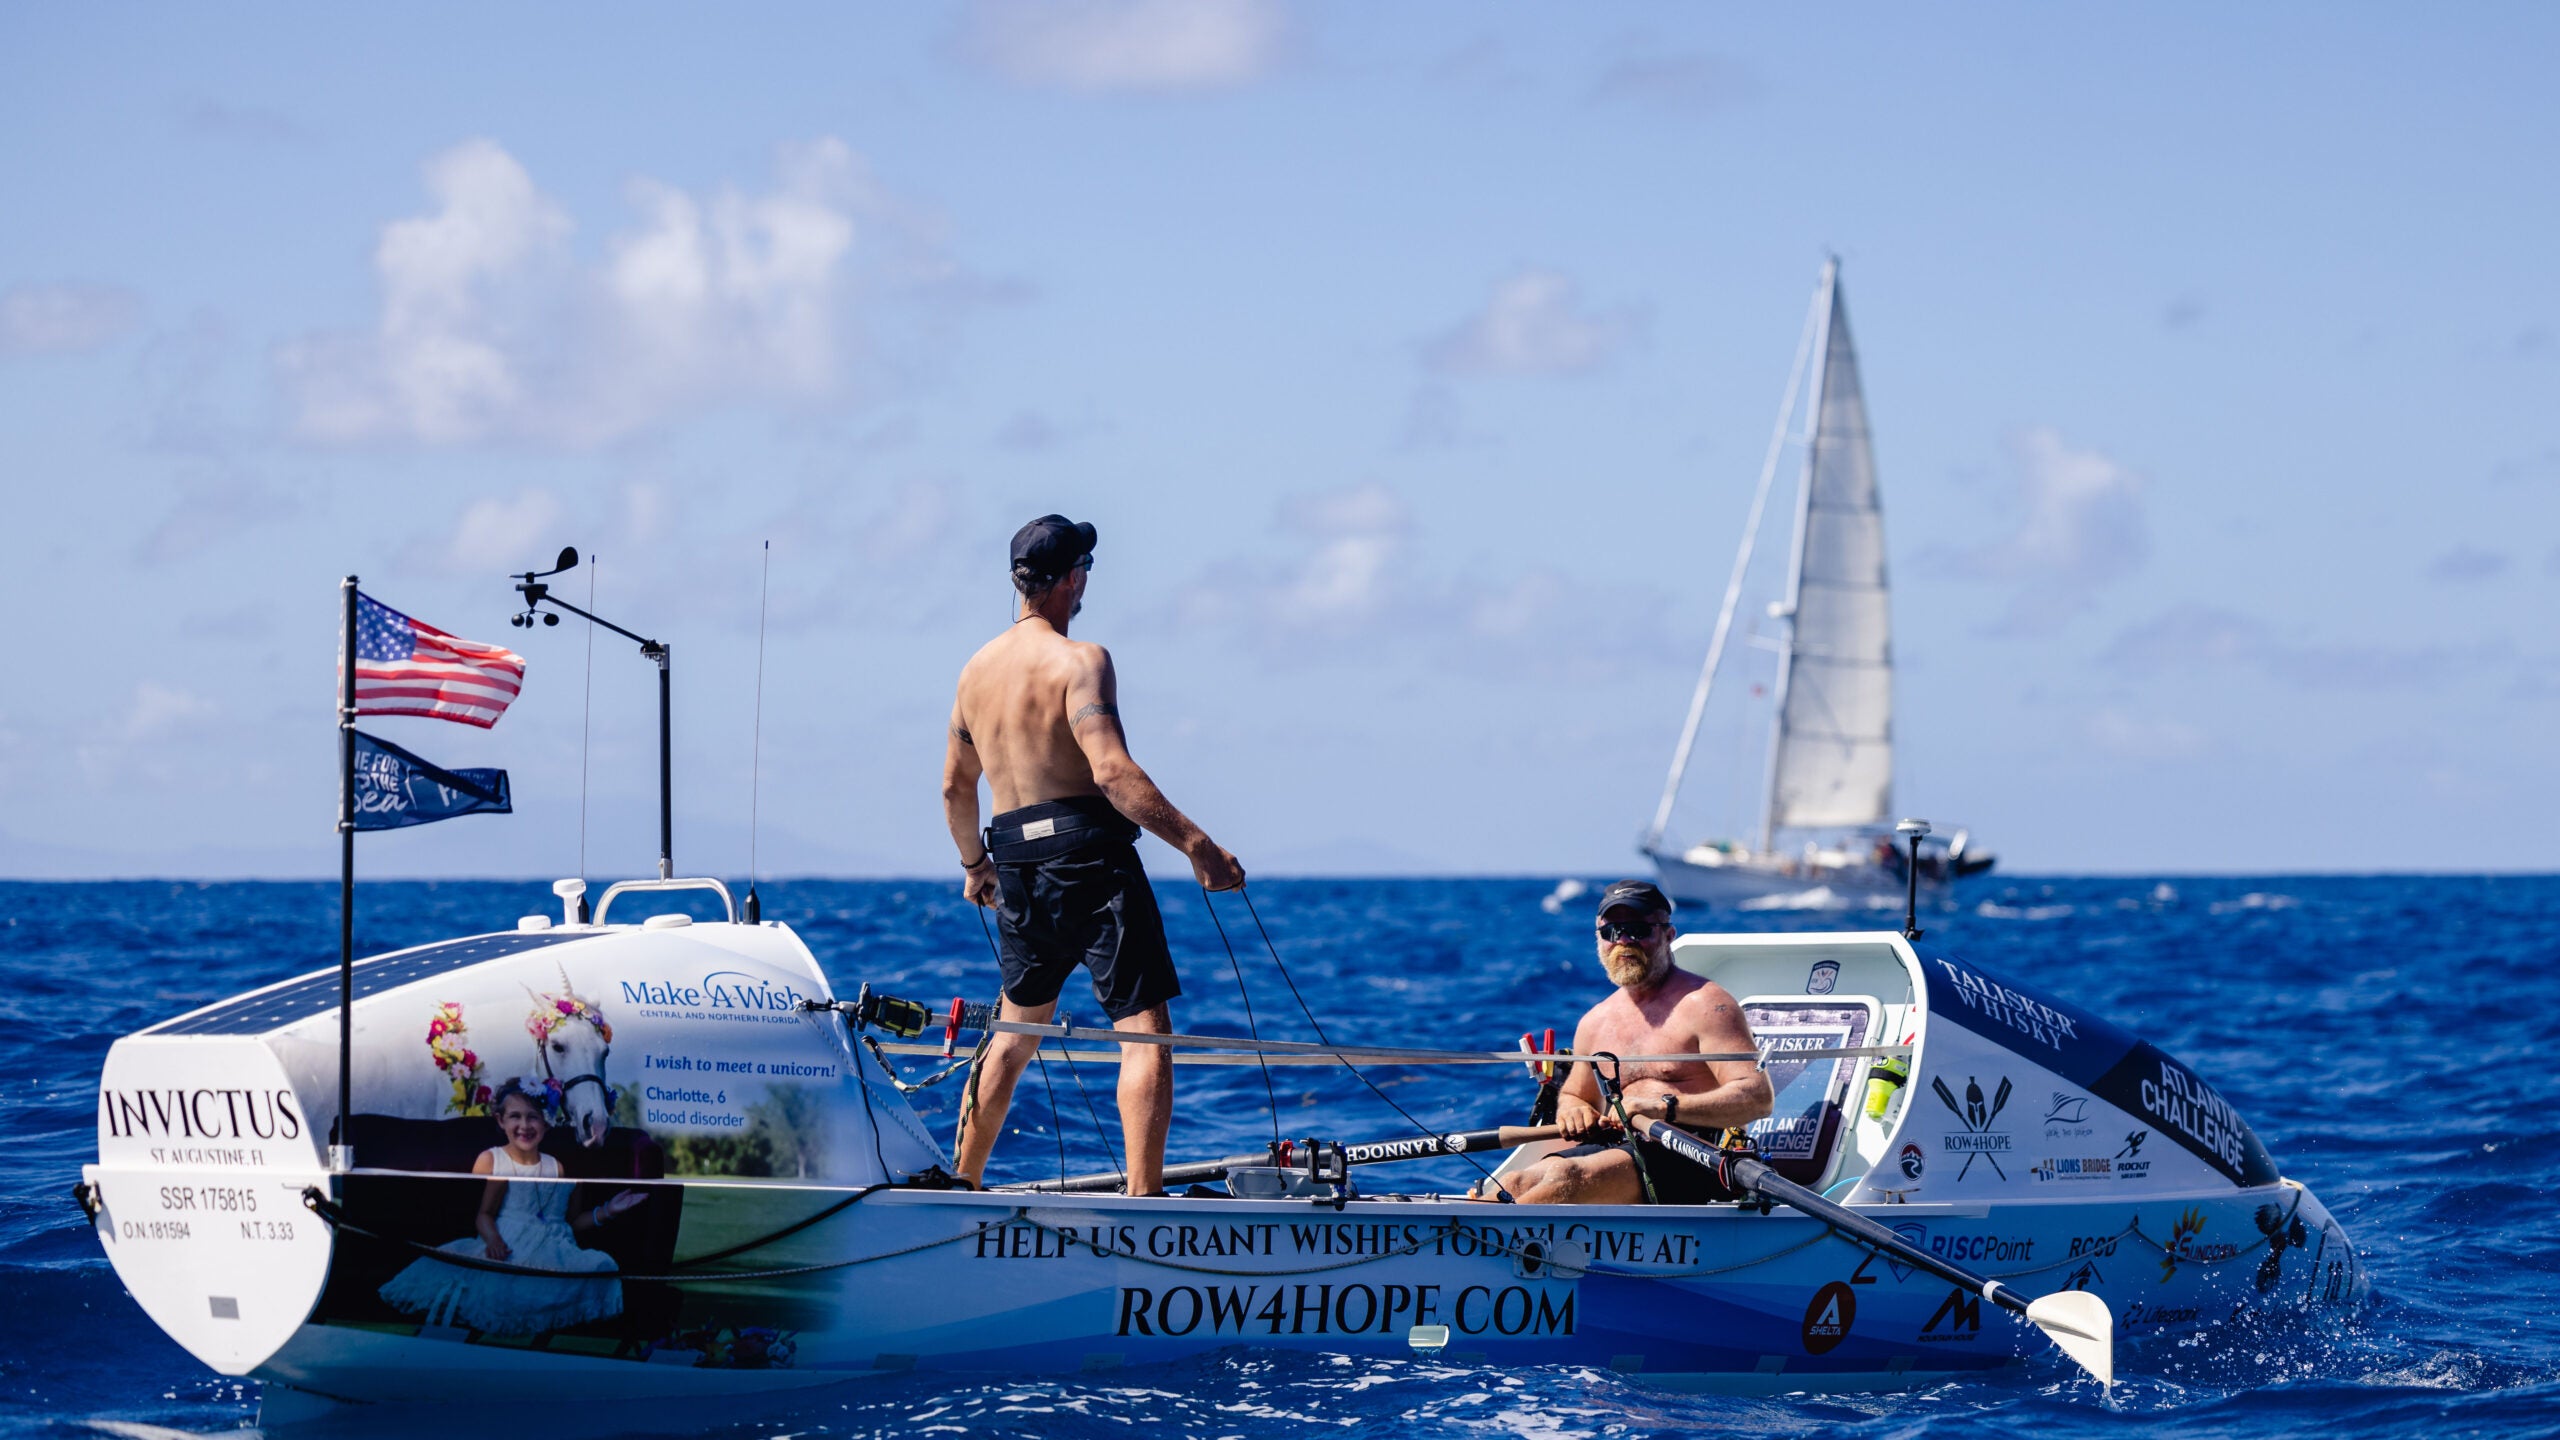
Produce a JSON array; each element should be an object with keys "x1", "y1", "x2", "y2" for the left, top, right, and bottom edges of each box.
[{"x1": 5, "y1": 874, "x2": 2556, "y2": 1438}]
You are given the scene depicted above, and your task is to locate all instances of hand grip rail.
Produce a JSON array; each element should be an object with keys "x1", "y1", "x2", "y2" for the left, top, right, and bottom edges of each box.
[{"x1": 594, "y1": 877, "x2": 737, "y2": 926}]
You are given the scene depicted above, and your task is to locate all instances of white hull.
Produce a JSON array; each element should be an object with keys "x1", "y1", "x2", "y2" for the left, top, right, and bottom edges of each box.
[
  {"x1": 1647, "y1": 848, "x2": 1974, "y2": 910},
  {"x1": 225, "y1": 1179, "x2": 2358, "y2": 1406}
]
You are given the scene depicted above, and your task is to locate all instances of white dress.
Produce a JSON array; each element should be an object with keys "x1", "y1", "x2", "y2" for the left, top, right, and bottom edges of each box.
[{"x1": 378, "y1": 1150, "x2": 624, "y2": 1335}]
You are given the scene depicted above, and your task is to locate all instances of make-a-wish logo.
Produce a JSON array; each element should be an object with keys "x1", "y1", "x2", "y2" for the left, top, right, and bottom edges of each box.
[
  {"x1": 1933, "y1": 1074, "x2": 2013, "y2": 1180},
  {"x1": 619, "y1": 970, "x2": 809, "y2": 1016}
]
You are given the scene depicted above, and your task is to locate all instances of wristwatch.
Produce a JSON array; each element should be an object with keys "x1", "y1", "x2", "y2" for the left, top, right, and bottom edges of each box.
[{"x1": 1662, "y1": 1094, "x2": 1680, "y2": 1126}]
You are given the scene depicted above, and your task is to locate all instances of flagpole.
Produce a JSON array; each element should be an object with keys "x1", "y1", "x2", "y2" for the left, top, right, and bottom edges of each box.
[{"x1": 335, "y1": 575, "x2": 357, "y2": 1175}]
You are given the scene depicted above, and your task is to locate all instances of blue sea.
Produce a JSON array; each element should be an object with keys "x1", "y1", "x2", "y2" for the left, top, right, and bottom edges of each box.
[{"x1": 4, "y1": 875, "x2": 2555, "y2": 1438}]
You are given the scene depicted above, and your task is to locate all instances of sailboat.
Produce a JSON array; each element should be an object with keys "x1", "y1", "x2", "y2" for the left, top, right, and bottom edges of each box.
[{"x1": 1641, "y1": 260, "x2": 1994, "y2": 908}]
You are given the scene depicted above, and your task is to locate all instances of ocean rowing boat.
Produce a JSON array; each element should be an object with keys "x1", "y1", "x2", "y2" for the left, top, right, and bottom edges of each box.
[{"x1": 82, "y1": 875, "x2": 2364, "y2": 1414}]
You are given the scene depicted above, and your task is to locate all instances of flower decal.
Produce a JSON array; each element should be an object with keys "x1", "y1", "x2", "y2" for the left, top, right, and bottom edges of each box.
[{"x1": 424, "y1": 1002, "x2": 488, "y2": 1116}]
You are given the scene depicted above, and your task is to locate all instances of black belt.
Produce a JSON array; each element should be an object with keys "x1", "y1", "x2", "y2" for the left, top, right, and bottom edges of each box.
[{"x1": 983, "y1": 811, "x2": 1133, "y2": 854}]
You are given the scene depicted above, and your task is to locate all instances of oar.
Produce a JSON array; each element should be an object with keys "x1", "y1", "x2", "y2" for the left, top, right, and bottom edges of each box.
[
  {"x1": 1017, "y1": 1124, "x2": 1565, "y2": 1194},
  {"x1": 1634, "y1": 1118, "x2": 2114, "y2": 1387}
]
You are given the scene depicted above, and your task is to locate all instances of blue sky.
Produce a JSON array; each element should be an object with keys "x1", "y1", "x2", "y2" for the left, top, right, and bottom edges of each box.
[{"x1": 2, "y1": 3, "x2": 2554, "y2": 880}]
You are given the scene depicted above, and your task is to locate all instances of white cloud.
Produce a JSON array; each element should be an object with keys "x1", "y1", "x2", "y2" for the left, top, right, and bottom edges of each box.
[
  {"x1": 280, "y1": 138, "x2": 902, "y2": 447},
  {"x1": 1935, "y1": 428, "x2": 2149, "y2": 634},
  {"x1": 1269, "y1": 483, "x2": 1409, "y2": 627},
  {"x1": 959, "y1": 0, "x2": 1285, "y2": 92},
  {"x1": 1169, "y1": 482, "x2": 1408, "y2": 634},
  {"x1": 402, "y1": 488, "x2": 571, "y2": 575},
  {"x1": 1425, "y1": 270, "x2": 1641, "y2": 378},
  {"x1": 0, "y1": 282, "x2": 139, "y2": 356},
  {"x1": 125, "y1": 682, "x2": 216, "y2": 742},
  {"x1": 1161, "y1": 482, "x2": 1682, "y2": 677}
]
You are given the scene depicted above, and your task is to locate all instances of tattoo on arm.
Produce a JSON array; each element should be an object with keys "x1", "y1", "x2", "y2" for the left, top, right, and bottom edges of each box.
[
  {"x1": 950, "y1": 724, "x2": 973, "y2": 745},
  {"x1": 1069, "y1": 702, "x2": 1119, "y2": 728}
]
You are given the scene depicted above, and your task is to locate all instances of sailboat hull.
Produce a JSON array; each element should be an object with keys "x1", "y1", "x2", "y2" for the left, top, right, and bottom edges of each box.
[{"x1": 1647, "y1": 847, "x2": 1991, "y2": 910}]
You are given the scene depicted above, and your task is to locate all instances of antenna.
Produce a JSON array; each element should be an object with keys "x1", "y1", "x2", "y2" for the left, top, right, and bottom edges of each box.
[
  {"x1": 576, "y1": 554, "x2": 596, "y2": 922},
  {"x1": 743, "y1": 541, "x2": 770, "y2": 924},
  {"x1": 1897, "y1": 818, "x2": 1930, "y2": 940}
]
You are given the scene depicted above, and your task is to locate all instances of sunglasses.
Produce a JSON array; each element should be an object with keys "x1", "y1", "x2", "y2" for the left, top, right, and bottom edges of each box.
[{"x1": 1595, "y1": 918, "x2": 1662, "y2": 943}]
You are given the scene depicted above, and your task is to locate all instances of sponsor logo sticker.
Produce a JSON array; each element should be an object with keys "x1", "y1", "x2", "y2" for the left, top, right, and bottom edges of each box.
[
  {"x1": 1919, "y1": 1286, "x2": 1983, "y2": 1341},
  {"x1": 1801, "y1": 1281, "x2": 1856, "y2": 1354},
  {"x1": 1932, "y1": 1074, "x2": 2013, "y2": 1180}
]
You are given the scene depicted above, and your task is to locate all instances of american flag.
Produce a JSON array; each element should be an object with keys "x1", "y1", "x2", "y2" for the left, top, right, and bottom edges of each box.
[{"x1": 349, "y1": 592, "x2": 525, "y2": 728}]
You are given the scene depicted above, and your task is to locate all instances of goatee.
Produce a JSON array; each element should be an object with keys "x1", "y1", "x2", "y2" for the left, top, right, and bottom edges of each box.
[{"x1": 1602, "y1": 948, "x2": 1660, "y2": 987}]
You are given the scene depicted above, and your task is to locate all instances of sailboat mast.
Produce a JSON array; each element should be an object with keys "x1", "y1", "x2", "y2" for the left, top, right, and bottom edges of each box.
[
  {"x1": 1757, "y1": 258, "x2": 1840, "y2": 855},
  {"x1": 1642, "y1": 281, "x2": 1829, "y2": 853}
]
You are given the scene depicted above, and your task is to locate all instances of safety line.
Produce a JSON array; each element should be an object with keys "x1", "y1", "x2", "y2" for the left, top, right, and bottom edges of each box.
[{"x1": 868, "y1": 1038, "x2": 1904, "y2": 1067}]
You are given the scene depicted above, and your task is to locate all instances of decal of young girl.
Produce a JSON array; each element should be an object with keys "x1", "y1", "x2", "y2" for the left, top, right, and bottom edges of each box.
[{"x1": 379, "y1": 1080, "x2": 647, "y2": 1334}]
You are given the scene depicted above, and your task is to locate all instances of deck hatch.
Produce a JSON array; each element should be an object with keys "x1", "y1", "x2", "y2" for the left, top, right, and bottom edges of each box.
[{"x1": 148, "y1": 930, "x2": 598, "y2": 1037}]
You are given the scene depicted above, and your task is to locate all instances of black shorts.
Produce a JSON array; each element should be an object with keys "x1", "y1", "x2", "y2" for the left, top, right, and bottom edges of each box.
[
  {"x1": 987, "y1": 797, "x2": 1181, "y2": 1023},
  {"x1": 1557, "y1": 1136, "x2": 1740, "y2": 1205}
]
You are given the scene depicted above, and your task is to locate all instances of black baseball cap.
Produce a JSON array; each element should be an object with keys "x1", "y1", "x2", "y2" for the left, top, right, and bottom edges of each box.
[
  {"x1": 1594, "y1": 879, "x2": 1673, "y2": 919},
  {"x1": 1010, "y1": 514, "x2": 1097, "y2": 583}
]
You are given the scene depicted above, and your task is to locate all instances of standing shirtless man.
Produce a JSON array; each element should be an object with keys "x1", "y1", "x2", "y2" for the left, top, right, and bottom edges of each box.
[
  {"x1": 941, "y1": 514, "x2": 1245, "y2": 1194},
  {"x1": 1477, "y1": 881, "x2": 1772, "y2": 1204}
]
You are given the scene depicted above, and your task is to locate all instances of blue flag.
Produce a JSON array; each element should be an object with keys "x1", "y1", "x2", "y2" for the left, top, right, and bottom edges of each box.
[{"x1": 351, "y1": 730, "x2": 511, "y2": 831}]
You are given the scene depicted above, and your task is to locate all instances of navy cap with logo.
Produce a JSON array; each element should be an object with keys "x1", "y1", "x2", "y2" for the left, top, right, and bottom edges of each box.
[
  {"x1": 1010, "y1": 514, "x2": 1098, "y2": 585},
  {"x1": 1594, "y1": 879, "x2": 1673, "y2": 919}
]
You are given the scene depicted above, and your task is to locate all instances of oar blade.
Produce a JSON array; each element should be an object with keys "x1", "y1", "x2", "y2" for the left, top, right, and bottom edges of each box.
[{"x1": 2024, "y1": 1290, "x2": 2114, "y2": 1387}]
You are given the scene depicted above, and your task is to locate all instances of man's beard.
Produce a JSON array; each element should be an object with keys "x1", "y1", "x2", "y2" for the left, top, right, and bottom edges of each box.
[{"x1": 1601, "y1": 945, "x2": 1662, "y2": 987}]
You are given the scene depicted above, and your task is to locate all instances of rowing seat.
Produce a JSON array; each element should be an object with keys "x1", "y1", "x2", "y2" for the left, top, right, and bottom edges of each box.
[{"x1": 1738, "y1": 996, "x2": 1879, "y2": 1190}]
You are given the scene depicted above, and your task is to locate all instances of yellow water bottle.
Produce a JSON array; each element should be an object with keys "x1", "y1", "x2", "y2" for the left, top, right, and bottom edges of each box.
[{"x1": 1863, "y1": 1053, "x2": 1909, "y2": 1121}]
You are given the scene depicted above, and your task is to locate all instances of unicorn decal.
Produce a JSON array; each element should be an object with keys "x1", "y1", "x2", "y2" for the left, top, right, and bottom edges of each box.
[
  {"x1": 522, "y1": 975, "x2": 617, "y2": 1147},
  {"x1": 410, "y1": 969, "x2": 619, "y2": 1147}
]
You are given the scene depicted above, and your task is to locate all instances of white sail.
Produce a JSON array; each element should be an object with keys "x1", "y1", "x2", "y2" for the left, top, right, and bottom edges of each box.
[{"x1": 1766, "y1": 280, "x2": 1892, "y2": 832}]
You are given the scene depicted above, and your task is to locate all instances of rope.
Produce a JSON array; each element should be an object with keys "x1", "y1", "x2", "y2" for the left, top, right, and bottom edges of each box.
[
  {"x1": 1058, "y1": 1037, "x2": 1120, "y2": 1170},
  {"x1": 301, "y1": 1185, "x2": 981, "y2": 1283},
  {"x1": 866, "y1": 1040, "x2": 1902, "y2": 1067},
  {"x1": 1011, "y1": 1205, "x2": 1838, "y2": 1283},
  {"x1": 1227, "y1": 887, "x2": 1505, "y2": 1194},
  {"x1": 861, "y1": 1034, "x2": 973, "y2": 1094},
  {"x1": 1591, "y1": 1052, "x2": 1657, "y2": 1206},
  {"x1": 1202, "y1": 883, "x2": 1281, "y2": 1149},
  {"x1": 889, "y1": 1026, "x2": 1903, "y2": 1067},
  {"x1": 319, "y1": 1169, "x2": 2207, "y2": 1295},
  {"x1": 1034, "y1": 1043, "x2": 1068, "y2": 1185}
]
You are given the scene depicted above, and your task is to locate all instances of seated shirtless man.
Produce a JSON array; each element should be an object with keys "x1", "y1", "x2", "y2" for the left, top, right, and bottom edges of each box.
[{"x1": 1476, "y1": 880, "x2": 1773, "y2": 1204}]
